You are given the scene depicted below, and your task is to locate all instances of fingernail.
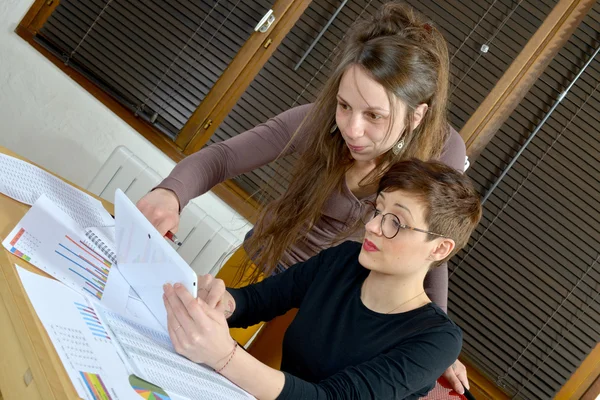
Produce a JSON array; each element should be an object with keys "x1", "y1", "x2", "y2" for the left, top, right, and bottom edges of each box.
[
  {"x1": 163, "y1": 284, "x2": 168, "y2": 291},
  {"x1": 458, "y1": 389, "x2": 464, "y2": 394},
  {"x1": 174, "y1": 283, "x2": 182, "y2": 289}
]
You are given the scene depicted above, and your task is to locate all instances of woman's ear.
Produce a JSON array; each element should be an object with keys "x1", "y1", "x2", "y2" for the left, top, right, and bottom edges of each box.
[
  {"x1": 412, "y1": 103, "x2": 429, "y2": 130},
  {"x1": 428, "y1": 238, "x2": 455, "y2": 262}
]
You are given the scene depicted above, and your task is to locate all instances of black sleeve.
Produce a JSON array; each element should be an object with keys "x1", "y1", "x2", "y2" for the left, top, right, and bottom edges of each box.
[
  {"x1": 277, "y1": 329, "x2": 462, "y2": 400},
  {"x1": 226, "y1": 245, "x2": 338, "y2": 328}
]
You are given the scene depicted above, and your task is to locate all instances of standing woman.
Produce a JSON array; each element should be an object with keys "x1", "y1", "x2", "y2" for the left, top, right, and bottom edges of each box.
[{"x1": 138, "y1": 3, "x2": 469, "y2": 392}]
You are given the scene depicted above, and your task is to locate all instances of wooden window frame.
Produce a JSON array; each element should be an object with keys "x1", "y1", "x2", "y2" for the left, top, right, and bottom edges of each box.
[
  {"x1": 176, "y1": 0, "x2": 313, "y2": 153},
  {"x1": 461, "y1": 357, "x2": 510, "y2": 400},
  {"x1": 15, "y1": 0, "x2": 311, "y2": 223},
  {"x1": 458, "y1": 0, "x2": 598, "y2": 397},
  {"x1": 460, "y1": 0, "x2": 595, "y2": 161},
  {"x1": 555, "y1": 343, "x2": 600, "y2": 399}
]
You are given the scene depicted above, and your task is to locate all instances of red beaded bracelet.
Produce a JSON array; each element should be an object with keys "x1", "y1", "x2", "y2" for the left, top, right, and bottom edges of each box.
[{"x1": 216, "y1": 342, "x2": 238, "y2": 373}]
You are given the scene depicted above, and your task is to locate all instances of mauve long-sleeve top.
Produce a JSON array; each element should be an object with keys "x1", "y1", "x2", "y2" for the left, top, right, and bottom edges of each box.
[{"x1": 156, "y1": 104, "x2": 466, "y2": 311}]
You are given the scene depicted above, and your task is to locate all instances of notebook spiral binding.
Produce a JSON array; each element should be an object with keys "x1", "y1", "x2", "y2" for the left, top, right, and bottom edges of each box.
[{"x1": 84, "y1": 229, "x2": 117, "y2": 265}]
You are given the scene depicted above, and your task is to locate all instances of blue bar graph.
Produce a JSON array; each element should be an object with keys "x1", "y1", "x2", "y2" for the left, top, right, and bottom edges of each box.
[
  {"x1": 74, "y1": 302, "x2": 110, "y2": 340},
  {"x1": 54, "y1": 235, "x2": 111, "y2": 300}
]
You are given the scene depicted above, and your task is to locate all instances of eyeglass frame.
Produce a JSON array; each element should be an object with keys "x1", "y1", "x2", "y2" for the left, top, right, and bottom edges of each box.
[{"x1": 361, "y1": 200, "x2": 448, "y2": 239}]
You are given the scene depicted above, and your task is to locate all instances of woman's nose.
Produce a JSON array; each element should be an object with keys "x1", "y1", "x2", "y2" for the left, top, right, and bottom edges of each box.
[
  {"x1": 345, "y1": 114, "x2": 365, "y2": 139},
  {"x1": 365, "y1": 213, "x2": 383, "y2": 235}
]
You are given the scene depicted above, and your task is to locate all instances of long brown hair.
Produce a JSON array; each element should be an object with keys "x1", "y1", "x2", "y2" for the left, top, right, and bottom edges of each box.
[{"x1": 240, "y1": 3, "x2": 451, "y2": 282}]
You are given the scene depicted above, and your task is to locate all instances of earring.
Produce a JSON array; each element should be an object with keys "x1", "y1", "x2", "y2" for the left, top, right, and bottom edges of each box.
[
  {"x1": 392, "y1": 138, "x2": 405, "y2": 155},
  {"x1": 329, "y1": 123, "x2": 338, "y2": 134}
]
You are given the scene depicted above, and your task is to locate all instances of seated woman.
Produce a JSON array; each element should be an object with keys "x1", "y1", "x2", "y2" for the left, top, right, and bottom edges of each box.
[{"x1": 162, "y1": 159, "x2": 482, "y2": 399}]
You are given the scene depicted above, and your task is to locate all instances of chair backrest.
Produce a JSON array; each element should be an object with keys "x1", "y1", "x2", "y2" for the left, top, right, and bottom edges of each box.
[{"x1": 88, "y1": 146, "x2": 242, "y2": 275}]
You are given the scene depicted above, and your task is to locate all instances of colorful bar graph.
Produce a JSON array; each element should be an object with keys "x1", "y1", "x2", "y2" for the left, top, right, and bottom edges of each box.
[
  {"x1": 55, "y1": 235, "x2": 112, "y2": 300},
  {"x1": 80, "y1": 241, "x2": 113, "y2": 268},
  {"x1": 80, "y1": 371, "x2": 112, "y2": 400},
  {"x1": 74, "y1": 302, "x2": 111, "y2": 340}
]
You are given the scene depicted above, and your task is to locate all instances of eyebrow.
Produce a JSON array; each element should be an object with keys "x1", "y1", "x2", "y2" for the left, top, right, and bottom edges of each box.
[
  {"x1": 378, "y1": 193, "x2": 414, "y2": 218},
  {"x1": 336, "y1": 95, "x2": 389, "y2": 113}
]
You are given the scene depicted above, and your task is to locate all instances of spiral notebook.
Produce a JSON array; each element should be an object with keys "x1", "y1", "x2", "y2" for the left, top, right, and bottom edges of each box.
[{"x1": 82, "y1": 225, "x2": 117, "y2": 265}]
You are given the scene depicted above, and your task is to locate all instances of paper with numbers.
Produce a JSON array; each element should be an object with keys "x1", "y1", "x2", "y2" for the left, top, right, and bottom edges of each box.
[
  {"x1": 16, "y1": 266, "x2": 137, "y2": 400},
  {"x1": 16, "y1": 265, "x2": 254, "y2": 400},
  {"x1": 0, "y1": 153, "x2": 114, "y2": 228},
  {"x1": 101, "y1": 309, "x2": 254, "y2": 399}
]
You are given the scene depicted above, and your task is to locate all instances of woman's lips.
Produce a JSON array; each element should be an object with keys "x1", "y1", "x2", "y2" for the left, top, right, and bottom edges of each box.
[
  {"x1": 347, "y1": 143, "x2": 366, "y2": 152},
  {"x1": 363, "y1": 238, "x2": 379, "y2": 252}
]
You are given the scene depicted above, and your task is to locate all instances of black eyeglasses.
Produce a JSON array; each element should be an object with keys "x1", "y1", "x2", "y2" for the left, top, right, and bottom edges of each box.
[{"x1": 361, "y1": 201, "x2": 447, "y2": 239}]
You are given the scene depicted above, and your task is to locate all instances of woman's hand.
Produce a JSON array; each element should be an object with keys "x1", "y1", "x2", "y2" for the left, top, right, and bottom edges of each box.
[
  {"x1": 442, "y1": 359, "x2": 469, "y2": 394},
  {"x1": 136, "y1": 188, "x2": 181, "y2": 235},
  {"x1": 196, "y1": 274, "x2": 236, "y2": 318},
  {"x1": 163, "y1": 283, "x2": 236, "y2": 369}
]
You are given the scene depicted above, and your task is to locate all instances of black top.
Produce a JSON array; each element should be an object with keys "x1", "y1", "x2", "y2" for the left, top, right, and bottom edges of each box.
[{"x1": 228, "y1": 241, "x2": 462, "y2": 399}]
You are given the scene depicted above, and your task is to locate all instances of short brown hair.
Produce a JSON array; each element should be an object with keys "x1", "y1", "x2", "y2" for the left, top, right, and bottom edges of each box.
[{"x1": 378, "y1": 159, "x2": 482, "y2": 266}]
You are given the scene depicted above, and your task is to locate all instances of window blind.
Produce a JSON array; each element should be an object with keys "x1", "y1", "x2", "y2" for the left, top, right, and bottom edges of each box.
[
  {"x1": 210, "y1": 0, "x2": 556, "y2": 203},
  {"x1": 35, "y1": 0, "x2": 272, "y2": 140},
  {"x1": 451, "y1": 4, "x2": 600, "y2": 398}
]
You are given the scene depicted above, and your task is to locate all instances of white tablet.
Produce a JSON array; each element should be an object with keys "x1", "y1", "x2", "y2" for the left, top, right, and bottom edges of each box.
[{"x1": 114, "y1": 189, "x2": 197, "y2": 330}]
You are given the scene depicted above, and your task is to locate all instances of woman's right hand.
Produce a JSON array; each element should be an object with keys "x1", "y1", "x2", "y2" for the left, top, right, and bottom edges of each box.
[
  {"x1": 136, "y1": 188, "x2": 181, "y2": 235},
  {"x1": 197, "y1": 274, "x2": 236, "y2": 318}
]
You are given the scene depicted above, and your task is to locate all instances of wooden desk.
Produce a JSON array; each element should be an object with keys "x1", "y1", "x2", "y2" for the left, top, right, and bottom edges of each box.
[{"x1": 0, "y1": 146, "x2": 114, "y2": 400}]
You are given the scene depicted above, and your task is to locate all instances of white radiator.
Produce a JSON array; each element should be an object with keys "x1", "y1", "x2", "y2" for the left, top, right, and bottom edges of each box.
[{"x1": 88, "y1": 146, "x2": 243, "y2": 276}]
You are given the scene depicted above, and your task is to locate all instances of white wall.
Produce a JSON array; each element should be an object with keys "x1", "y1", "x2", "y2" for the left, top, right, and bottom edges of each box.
[{"x1": 0, "y1": 0, "x2": 251, "y2": 241}]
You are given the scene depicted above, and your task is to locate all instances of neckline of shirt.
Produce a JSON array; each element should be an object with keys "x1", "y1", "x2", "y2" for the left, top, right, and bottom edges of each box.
[{"x1": 353, "y1": 275, "x2": 434, "y2": 318}]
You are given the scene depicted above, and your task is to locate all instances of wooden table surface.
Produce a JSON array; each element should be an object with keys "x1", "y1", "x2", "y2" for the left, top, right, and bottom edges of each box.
[{"x1": 0, "y1": 146, "x2": 114, "y2": 400}]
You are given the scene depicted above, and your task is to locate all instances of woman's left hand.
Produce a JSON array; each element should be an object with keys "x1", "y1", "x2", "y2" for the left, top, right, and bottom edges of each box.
[
  {"x1": 442, "y1": 359, "x2": 469, "y2": 394},
  {"x1": 163, "y1": 283, "x2": 236, "y2": 369}
]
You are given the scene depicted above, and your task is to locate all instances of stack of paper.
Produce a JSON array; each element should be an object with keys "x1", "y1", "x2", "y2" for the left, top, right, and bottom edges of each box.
[
  {"x1": 17, "y1": 267, "x2": 253, "y2": 400},
  {"x1": 16, "y1": 267, "x2": 137, "y2": 400},
  {"x1": 2, "y1": 154, "x2": 254, "y2": 400},
  {"x1": 0, "y1": 153, "x2": 114, "y2": 228}
]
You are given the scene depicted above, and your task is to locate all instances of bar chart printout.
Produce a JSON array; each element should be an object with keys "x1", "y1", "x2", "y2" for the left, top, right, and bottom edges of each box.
[
  {"x1": 1, "y1": 195, "x2": 121, "y2": 304},
  {"x1": 7, "y1": 227, "x2": 113, "y2": 300},
  {"x1": 2, "y1": 195, "x2": 154, "y2": 328},
  {"x1": 75, "y1": 302, "x2": 111, "y2": 342},
  {"x1": 16, "y1": 267, "x2": 138, "y2": 400},
  {"x1": 55, "y1": 235, "x2": 112, "y2": 300}
]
